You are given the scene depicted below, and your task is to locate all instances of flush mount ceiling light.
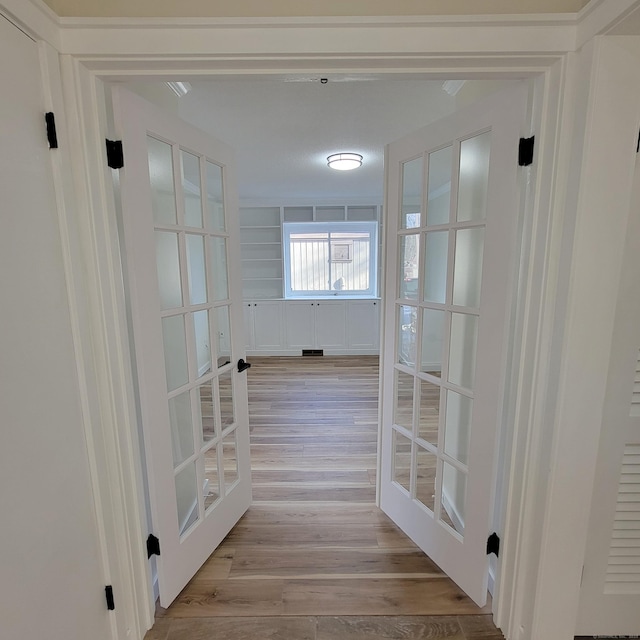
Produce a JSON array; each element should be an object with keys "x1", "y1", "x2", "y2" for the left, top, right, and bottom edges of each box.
[
  {"x1": 166, "y1": 81, "x2": 192, "y2": 97},
  {"x1": 327, "y1": 153, "x2": 363, "y2": 171}
]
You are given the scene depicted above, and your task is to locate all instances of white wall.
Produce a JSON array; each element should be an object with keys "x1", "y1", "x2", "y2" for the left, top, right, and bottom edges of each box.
[{"x1": 0, "y1": 14, "x2": 111, "y2": 640}]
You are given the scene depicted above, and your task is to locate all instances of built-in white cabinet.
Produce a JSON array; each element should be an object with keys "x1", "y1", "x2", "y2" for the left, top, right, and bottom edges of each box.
[
  {"x1": 315, "y1": 301, "x2": 347, "y2": 349},
  {"x1": 346, "y1": 300, "x2": 380, "y2": 350},
  {"x1": 243, "y1": 300, "x2": 284, "y2": 351},
  {"x1": 284, "y1": 300, "x2": 348, "y2": 350},
  {"x1": 244, "y1": 299, "x2": 379, "y2": 355},
  {"x1": 283, "y1": 301, "x2": 315, "y2": 349}
]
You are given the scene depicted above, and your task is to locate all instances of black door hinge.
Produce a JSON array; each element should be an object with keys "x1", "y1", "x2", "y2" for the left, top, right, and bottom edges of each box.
[
  {"x1": 147, "y1": 534, "x2": 161, "y2": 558},
  {"x1": 636, "y1": 129, "x2": 640, "y2": 153},
  {"x1": 518, "y1": 136, "x2": 535, "y2": 166},
  {"x1": 105, "y1": 585, "x2": 115, "y2": 611},
  {"x1": 106, "y1": 139, "x2": 124, "y2": 169},
  {"x1": 45, "y1": 112, "x2": 58, "y2": 149},
  {"x1": 487, "y1": 532, "x2": 500, "y2": 557}
]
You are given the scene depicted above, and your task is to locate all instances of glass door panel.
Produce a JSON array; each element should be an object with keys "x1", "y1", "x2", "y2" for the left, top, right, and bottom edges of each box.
[
  {"x1": 398, "y1": 305, "x2": 417, "y2": 366},
  {"x1": 204, "y1": 446, "x2": 220, "y2": 510},
  {"x1": 416, "y1": 445, "x2": 437, "y2": 511},
  {"x1": 186, "y1": 234, "x2": 208, "y2": 305},
  {"x1": 400, "y1": 234, "x2": 420, "y2": 300},
  {"x1": 197, "y1": 380, "x2": 216, "y2": 445},
  {"x1": 147, "y1": 136, "x2": 178, "y2": 225},
  {"x1": 156, "y1": 231, "x2": 183, "y2": 310},
  {"x1": 210, "y1": 236, "x2": 229, "y2": 301},
  {"x1": 457, "y1": 132, "x2": 491, "y2": 222},
  {"x1": 442, "y1": 461, "x2": 467, "y2": 535},
  {"x1": 215, "y1": 305, "x2": 232, "y2": 367},
  {"x1": 423, "y1": 231, "x2": 448, "y2": 304},
  {"x1": 206, "y1": 161, "x2": 225, "y2": 231},
  {"x1": 162, "y1": 315, "x2": 189, "y2": 392},
  {"x1": 453, "y1": 228, "x2": 484, "y2": 308},
  {"x1": 393, "y1": 370, "x2": 414, "y2": 430},
  {"x1": 192, "y1": 310, "x2": 211, "y2": 378},
  {"x1": 444, "y1": 390, "x2": 473, "y2": 466},
  {"x1": 175, "y1": 462, "x2": 199, "y2": 536},
  {"x1": 426, "y1": 146, "x2": 452, "y2": 226},
  {"x1": 418, "y1": 379, "x2": 440, "y2": 446},
  {"x1": 401, "y1": 157, "x2": 423, "y2": 229},
  {"x1": 393, "y1": 430, "x2": 412, "y2": 492},
  {"x1": 181, "y1": 150, "x2": 203, "y2": 228},
  {"x1": 168, "y1": 391, "x2": 194, "y2": 468},
  {"x1": 420, "y1": 308, "x2": 445, "y2": 377},
  {"x1": 222, "y1": 430, "x2": 239, "y2": 489},
  {"x1": 448, "y1": 313, "x2": 478, "y2": 390},
  {"x1": 218, "y1": 369, "x2": 235, "y2": 430}
]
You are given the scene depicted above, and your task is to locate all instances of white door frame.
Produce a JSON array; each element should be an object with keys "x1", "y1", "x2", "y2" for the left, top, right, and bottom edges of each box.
[{"x1": 6, "y1": 2, "x2": 640, "y2": 638}]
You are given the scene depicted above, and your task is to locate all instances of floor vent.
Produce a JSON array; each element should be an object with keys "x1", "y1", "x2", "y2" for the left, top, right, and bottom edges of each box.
[{"x1": 302, "y1": 349, "x2": 324, "y2": 356}]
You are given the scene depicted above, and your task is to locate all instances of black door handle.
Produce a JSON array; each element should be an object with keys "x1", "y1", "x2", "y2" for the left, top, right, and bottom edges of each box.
[{"x1": 237, "y1": 358, "x2": 251, "y2": 373}]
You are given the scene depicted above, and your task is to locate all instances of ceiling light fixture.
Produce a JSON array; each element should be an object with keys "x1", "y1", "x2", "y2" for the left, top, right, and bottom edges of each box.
[
  {"x1": 327, "y1": 153, "x2": 363, "y2": 171},
  {"x1": 166, "y1": 81, "x2": 192, "y2": 97}
]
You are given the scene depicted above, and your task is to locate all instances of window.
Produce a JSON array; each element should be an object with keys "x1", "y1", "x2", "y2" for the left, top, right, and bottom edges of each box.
[{"x1": 283, "y1": 221, "x2": 378, "y2": 298}]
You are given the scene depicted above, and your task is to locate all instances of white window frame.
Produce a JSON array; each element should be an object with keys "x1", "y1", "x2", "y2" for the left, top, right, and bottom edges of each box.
[{"x1": 283, "y1": 221, "x2": 378, "y2": 298}]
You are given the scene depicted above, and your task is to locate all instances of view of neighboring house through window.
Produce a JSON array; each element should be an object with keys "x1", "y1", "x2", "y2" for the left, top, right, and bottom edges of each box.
[{"x1": 283, "y1": 221, "x2": 378, "y2": 297}]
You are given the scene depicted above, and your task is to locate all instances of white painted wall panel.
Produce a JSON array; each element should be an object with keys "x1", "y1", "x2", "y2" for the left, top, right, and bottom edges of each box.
[{"x1": 0, "y1": 14, "x2": 110, "y2": 640}]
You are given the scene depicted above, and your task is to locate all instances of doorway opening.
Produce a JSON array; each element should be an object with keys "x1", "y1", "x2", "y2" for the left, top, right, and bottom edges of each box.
[{"x1": 116, "y1": 75, "x2": 528, "y2": 632}]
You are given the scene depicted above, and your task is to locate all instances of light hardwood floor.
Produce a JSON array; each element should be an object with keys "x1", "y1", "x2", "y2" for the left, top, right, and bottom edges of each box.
[{"x1": 147, "y1": 356, "x2": 503, "y2": 640}]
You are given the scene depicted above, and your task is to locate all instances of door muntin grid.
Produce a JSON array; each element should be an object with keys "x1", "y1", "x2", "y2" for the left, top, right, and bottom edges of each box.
[
  {"x1": 147, "y1": 134, "x2": 241, "y2": 539},
  {"x1": 393, "y1": 130, "x2": 490, "y2": 539}
]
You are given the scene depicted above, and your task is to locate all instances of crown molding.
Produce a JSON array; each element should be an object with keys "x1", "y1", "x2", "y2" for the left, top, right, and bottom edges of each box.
[
  {"x1": 6, "y1": 0, "x2": 640, "y2": 75},
  {"x1": 0, "y1": 0, "x2": 59, "y2": 46},
  {"x1": 578, "y1": 0, "x2": 640, "y2": 44},
  {"x1": 56, "y1": 13, "x2": 580, "y2": 30}
]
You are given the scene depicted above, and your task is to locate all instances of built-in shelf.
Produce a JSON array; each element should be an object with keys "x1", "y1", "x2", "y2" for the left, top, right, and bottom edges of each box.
[{"x1": 239, "y1": 204, "x2": 382, "y2": 300}]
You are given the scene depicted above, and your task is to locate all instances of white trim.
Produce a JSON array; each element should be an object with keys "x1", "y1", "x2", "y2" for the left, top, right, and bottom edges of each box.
[
  {"x1": 578, "y1": 0, "x2": 640, "y2": 45},
  {"x1": 66, "y1": 58, "x2": 555, "y2": 637},
  {"x1": 0, "y1": 0, "x2": 59, "y2": 46},
  {"x1": 56, "y1": 14, "x2": 580, "y2": 29},
  {"x1": 282, "y1": 220, "x2": 378, "y2": 299},
  {"x1": 57, "y1": 54, "x2": 155, "y2": 637},
  {"x1": 240, "y1": 196, "x2": 383, "y2": 208},
  {"x1": 58, "y1": 23, "x2": 575, "y2": 65},
  {"x1": 37, "y1": 40, "x2": 118, "y2": 640},
  {"x1": 531, "y1": 35, "x2": 640, "y2": 640},
  {"x1": 492, "y1": 56, "x2": 574, "y2": 640}
]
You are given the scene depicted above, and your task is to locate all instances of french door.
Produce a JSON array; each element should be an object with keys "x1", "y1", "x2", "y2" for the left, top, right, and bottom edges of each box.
[
  {"x1": 112, "y1": 87, "x2": 251, "y2": 607},
  {"x1": 380, "y1": 84, "x2": 527, "y2": 606}
]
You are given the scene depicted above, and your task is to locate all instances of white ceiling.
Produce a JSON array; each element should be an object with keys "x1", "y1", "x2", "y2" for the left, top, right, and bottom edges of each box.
[{"x1": 167, "y1": 76, "x2": 459, "y2": 204}]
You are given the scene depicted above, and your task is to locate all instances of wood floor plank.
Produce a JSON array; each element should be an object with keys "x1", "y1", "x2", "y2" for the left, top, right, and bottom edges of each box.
[
  {"x1": 251, "y1": 469, "x2": 372, "y2": 484},
  {"x1": 235, "y1": 503, "x2": 390, "y2": 526},
  {"x1": 166, "y1": 580, "x2": 285, "y2": 617},
  {"x1": 221, "y1": 522, "x2": 381, "y2": 547},
  {"x1": 166, "y1": 617, "x2": 316, "y2": 640},
  {"x1": 228, "y1": 547, "x2": 444, "y2": 579},
  {"x1": 249, "y1": 455, "x2": 378, "y2": 470},
  {"x1": 316, "y1": 616, "x2": 465, "y2": 640},
  {"x1": 252, "y1": 485, "x2": 376, "y2": 502},
  {"x1": 282, "y1": 578, "x2": 490, "y2": 616}
]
